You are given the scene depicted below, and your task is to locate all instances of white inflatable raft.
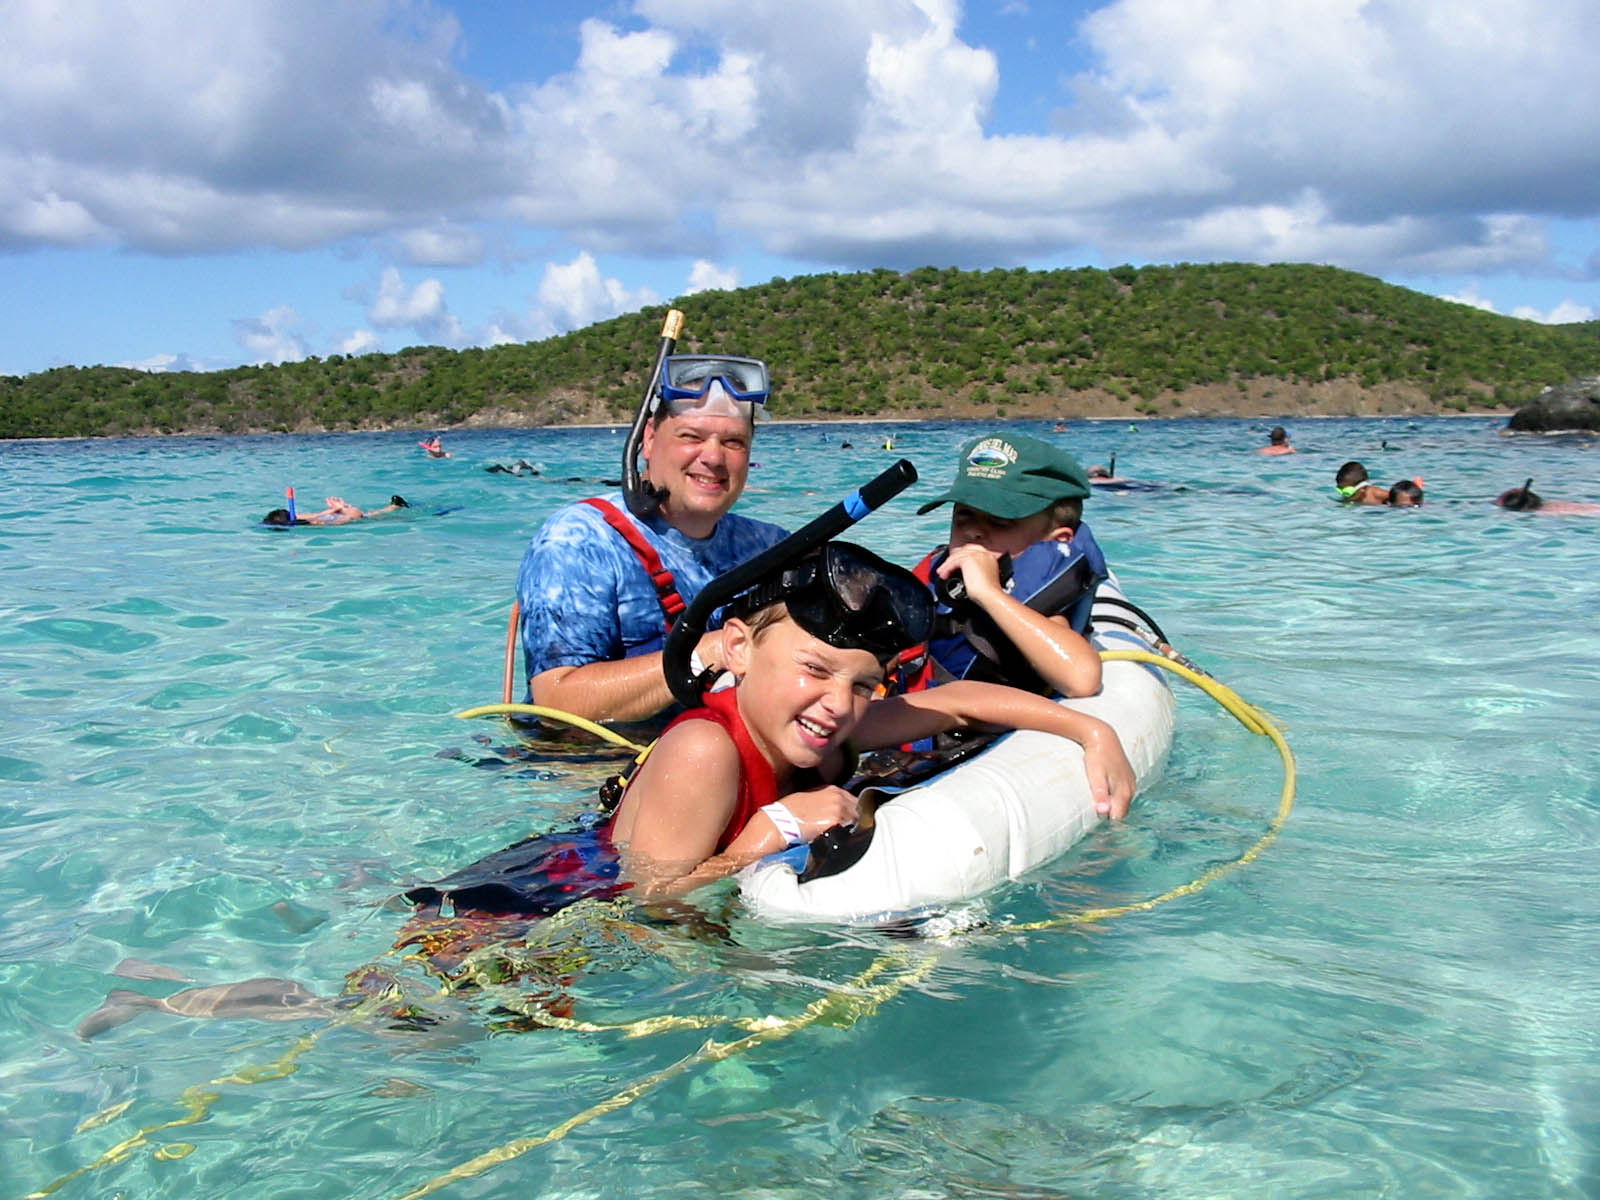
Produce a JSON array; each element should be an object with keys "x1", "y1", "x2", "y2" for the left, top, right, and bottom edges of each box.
[{"x1": 737, "y1": 581, "x2": 1176, "y2": 923}]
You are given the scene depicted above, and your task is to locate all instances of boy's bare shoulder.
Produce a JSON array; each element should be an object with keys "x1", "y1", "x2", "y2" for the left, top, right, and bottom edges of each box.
[{"x1": 656, "y1": 710, "x2": 741, "y2": 765}]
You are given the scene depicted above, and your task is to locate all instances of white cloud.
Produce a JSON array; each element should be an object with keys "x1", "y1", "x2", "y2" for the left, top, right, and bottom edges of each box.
[
  {"x1": 233, "y1": 305, "x2": 307, "y2": 364},
  {"x1": 0, "y1": 159, "x2": 107, "y2": 247},
  {"x1": 117, "y1": 351, "x2": 208, "y2": 372},
  {"x1": 370, "y1": 267, "x2": 446, "y2": 327},
  {"x1": 1438, "y1": 284, "x2": 1593, "y2": 324},
  {"x1": 1441, "y1": 283, "x2": 1498, "y2": 313},
  {"x1": 0, "y1": 1, "x2": 509, "y2": 251},
  {"x1": 686, "y1": 259, "x2": 740, "y2": 293},
  {"x1": 1512, "y1": 299, "x2": 1595, "y2": 324},
  {"x1": 492, "y1": 251, "x2": 658, "y2": 343},
  {"x1": 367, "y1": 266, "x2": 468, "y2": 345},
  {"x1": 396, "y1": 224, "x2": 484, "y2": 267},
  {"x1": 338, "y1": 329, "x2": 383, "y2": 356},
  {"x1": 534, "y1": 251, "x2": 658, "y2": 335},
  {"x1": 2, "y1": 0, "x2": 1598, "y2": 312}
]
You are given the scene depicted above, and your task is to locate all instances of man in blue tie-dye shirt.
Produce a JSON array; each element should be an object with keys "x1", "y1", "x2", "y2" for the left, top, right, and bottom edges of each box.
[{"x1": 516, "y1": 360, "x2": 788, "y2": 724}]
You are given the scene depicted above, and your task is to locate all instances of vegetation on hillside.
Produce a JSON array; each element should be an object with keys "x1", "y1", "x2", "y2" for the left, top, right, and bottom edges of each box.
[{"x1": 4, "y1": 262, "x2": 1597, "y2": 439}]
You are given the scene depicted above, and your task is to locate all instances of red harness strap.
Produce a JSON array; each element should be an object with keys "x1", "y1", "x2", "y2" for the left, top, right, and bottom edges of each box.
[
  {"x1": 580, "y1": 497, "x2": 687, "y2": 630},
  {"x1": 892, "y1": 550, "x2": 940, "y2": 694}
]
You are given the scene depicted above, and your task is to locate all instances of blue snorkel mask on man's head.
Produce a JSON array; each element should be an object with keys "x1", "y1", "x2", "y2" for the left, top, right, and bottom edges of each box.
[{"x1": 656, "y1": 355, "x2": 771, "y2": 420}]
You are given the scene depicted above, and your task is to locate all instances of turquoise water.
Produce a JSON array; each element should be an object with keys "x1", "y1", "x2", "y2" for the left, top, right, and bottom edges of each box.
[{"x1": 3, "y1": 416, "x2": 1598, "y2": 1198}]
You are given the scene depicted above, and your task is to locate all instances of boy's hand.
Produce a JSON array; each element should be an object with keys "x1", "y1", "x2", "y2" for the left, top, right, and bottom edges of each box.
[
  {"x1": 779, "y1": 785, "x2": 860, "y2": 841},
  {"x1": 1081, "y1": 721, "x2": 1136, "y2": 819},
  {"x1": 694, "y1": 628, "x2": 728, "y2": 677},
  {"x1": 939, "y1": 544, "x2": 1006, "y2": 601}
]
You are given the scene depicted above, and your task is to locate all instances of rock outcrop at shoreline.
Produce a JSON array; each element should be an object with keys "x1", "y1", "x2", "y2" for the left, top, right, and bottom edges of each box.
[{"x1": 1506, "y1": 376, "x2": 1600, "y2": 432}]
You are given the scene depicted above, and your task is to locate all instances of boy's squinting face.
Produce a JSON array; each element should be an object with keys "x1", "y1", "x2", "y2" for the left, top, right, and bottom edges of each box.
[
  {"x1": 949, "y1": 505, "x2": 1062, "y2": 557},
  {"x1": 723, "y1": 615, "x2": 883, "y2": 775}
]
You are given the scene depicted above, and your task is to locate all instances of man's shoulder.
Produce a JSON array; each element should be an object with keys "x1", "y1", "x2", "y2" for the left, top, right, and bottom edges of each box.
[
  {"x1": 713, "y1": 511, "x2": 789, "y2": 548},
  {"x1": 530, "y1": 494, "x2": 631, "y2": 542},
  {"x1": 524, "y1": 496, "x2": 644, "y2": 579}
]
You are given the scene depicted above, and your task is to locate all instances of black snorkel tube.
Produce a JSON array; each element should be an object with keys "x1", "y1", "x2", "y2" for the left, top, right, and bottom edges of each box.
[
  {"x1": 662, "y1": 458, "x2": 920, "y2": 709},
  {"x1": 622, "y1": 308, "x2": 686, "y2": 518}
]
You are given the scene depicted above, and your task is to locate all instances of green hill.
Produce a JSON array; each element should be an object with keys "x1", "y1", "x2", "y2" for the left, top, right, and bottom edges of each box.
[{"x1": 4, "y1": 262, "x2": 1597, "y2": 439}]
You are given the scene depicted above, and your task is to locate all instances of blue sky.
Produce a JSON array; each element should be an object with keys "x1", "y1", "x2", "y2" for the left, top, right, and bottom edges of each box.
[{"x1": 3, "y1": 0, "x2": 1597, "y2": 378}]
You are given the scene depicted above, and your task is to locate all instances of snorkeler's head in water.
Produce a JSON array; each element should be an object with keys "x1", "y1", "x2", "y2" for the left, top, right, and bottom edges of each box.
[{"x1": 1496, "y1": 478, "x2": 1541, "y2": 511}]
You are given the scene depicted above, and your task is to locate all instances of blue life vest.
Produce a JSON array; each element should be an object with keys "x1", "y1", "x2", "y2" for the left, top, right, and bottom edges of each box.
[{"x1": 914, "y1": 522, "x2": 1109, "y2": 696}]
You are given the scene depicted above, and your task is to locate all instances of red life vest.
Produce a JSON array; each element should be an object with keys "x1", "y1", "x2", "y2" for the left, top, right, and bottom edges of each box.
[
  {"x1": 580, "y1": 497, "x2": 687, "y2": 631},
  {"x1": 892, "y1": 551, "x2": 941, "y2": 694},
  {"x1": 633, "y1": 687, "x2": 776, "y2": 853},
  {"x1": 606, "y1": 687, "x2": 855, "y2": 854}
]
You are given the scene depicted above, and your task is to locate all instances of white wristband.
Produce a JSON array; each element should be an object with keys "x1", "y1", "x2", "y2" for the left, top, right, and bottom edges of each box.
[{"x1": 761, "y1": 801, "x2": 805, "y2": 847}]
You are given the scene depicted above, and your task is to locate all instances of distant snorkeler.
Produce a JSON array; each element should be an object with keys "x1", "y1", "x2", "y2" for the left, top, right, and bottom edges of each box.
[
  {"x1": 1496, "y1": 479, "x2": 1600, "y2": 515},
  {"x1": 1087, "y1": 454, "x2": 1121, "y2": 484},
  {"x1": 1258, "y1": 425, "x2": 1295, "y2": 455},
  {"x1": 486, "y1": 460, "x2": 541, "y2": 476},
  {"x1": 1087, "y1": 455, "x2": 1168, "y2": 492},
  {"x1": 1387, "y1": 479, "x2": 1424, "y2": 507},
  {"x1": 1335, "y1": 461, "x2": 1388, "y2": 505},
  {"x1": 1497, "y1": 478, "x2": 1541, "y2": 511},
  {"x1": 263, "y1": 495, "x2": 409, "y2": 526}
]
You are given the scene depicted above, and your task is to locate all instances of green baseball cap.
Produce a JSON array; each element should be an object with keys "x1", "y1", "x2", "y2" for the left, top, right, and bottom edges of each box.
[{"x1": 917, "y1": 434, "x2": 1091, "y2": 518}]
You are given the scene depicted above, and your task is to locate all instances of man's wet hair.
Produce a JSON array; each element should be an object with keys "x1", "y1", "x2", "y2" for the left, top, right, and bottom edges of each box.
[
  {"x1": 263, "y1": 508, "x2": 299, "y2": 526},
  {"x1": 1387, "y1": 480, "x2": 1424, "y2": 505},
  {"x1": 1335, "y1": 461, "x2": 1369, "y2": 488},
  {"x1": 1269, "y1": 426, "x2": 1288, "y2": 444}
]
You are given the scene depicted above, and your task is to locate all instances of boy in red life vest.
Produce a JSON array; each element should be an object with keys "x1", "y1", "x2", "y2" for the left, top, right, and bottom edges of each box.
[
  {"x1": 608, "y1": 541, "x2": 1135, "y2": 898},
  {"x1": 905, "y1": 434, "x2": 1107, "y2": 701}
]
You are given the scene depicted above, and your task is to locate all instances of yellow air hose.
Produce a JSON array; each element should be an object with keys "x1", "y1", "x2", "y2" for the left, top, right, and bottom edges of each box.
[
  {"x1": 1003, "y1": 648, "x2": 1295, "y2": 932},
  {"x1": 451, "y1": 703, "x2": 649, "y2": 754},
  {"x1": 37, "y1": 649, "x2": 1290, "y2": 1200},
  {"x1": 404, "y1": 646, "x2": 1296, "y2": 1195}
]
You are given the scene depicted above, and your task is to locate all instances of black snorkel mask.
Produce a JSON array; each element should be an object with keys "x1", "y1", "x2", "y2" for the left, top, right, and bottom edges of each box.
[
  {"x1": 661, "y1": 459, "x2": 922, "y2": 708},
  {"x1": 1499, "y1": 477, "x2": 1538, "y2": 511},
  {"x1": 729, "y1": 542, "x2": 933, "y2": 662}
]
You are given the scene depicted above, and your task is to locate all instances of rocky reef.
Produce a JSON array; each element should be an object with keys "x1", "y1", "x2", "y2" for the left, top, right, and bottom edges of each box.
[{"x1": 1507, "y1": 376, "x2": 1600, "y2": 432}]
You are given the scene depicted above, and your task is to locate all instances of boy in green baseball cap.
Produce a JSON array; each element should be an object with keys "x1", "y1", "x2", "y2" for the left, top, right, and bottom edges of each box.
[{"x1": 902, "y1": 433, "x2": 1110, "y2": 701}]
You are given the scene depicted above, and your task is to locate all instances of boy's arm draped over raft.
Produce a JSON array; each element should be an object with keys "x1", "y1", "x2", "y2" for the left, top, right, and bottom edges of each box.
[{"x1": 852, "y1": 679, "x2": 1135, "y2": 819}]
